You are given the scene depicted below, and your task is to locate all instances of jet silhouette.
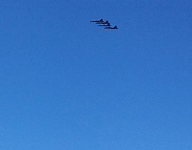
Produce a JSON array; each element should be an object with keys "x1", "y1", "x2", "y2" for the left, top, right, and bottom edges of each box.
[
  {"x1": 98, "y1": 23, "x2": 111, "y2": 26},
  {"x1": 96, "y1": 20, "x2": 109, "y2": 24},
  {"x1": 90, "y1": 19, "x2": 118, "y2": 29},
  {"x1": 90, "y1": 19, "x2": 104, "y2": 22},
  {"x1": 104, "y1": 26, "x2": 118, "y2": 29}
]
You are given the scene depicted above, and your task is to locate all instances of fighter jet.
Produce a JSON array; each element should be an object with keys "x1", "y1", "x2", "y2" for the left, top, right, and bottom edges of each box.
[
  {"x1": 90, "y1": 19, "x2": 104, "y2": 22},
  {"x1": 98, "y1": 23, "x2": 111, "y2": 26},
  {"x1": 96, "y1": 20, "x2": 109, "y2": 24},
  {"x1": 104, "y1": 26, "x2": 118, "y2": 29}
]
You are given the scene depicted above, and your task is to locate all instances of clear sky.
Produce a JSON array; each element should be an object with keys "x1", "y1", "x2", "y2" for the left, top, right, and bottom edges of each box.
[{"x1": 0, "y1": 0, "x2": 192, "y2": 150}]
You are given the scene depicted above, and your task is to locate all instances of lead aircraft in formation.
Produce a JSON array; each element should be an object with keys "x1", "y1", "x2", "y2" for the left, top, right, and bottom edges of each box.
[
  {"x1": 90, "y1": 19, "x2": 103, "y2": 22},
  {"x1": 90, "y1": 19, "x2": 118, "y2": 29}
]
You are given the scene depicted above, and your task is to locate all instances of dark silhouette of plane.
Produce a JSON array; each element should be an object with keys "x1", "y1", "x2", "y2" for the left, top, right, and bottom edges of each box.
[
  {"x1": 98, "y1": 23, "x2": 111, "y2": 26},
  {"x1": 90, "y1": 19, "x2": 103, "y2": 22},
  {"x1": 104, "y1": 26, "x2": 118, "y2": 29},
  {"x1": 90, "y1": 19, "x2": 118, "y2": 29},
  {"x1": 96, "y1": 20, "x2": 109, "y2": 24}
]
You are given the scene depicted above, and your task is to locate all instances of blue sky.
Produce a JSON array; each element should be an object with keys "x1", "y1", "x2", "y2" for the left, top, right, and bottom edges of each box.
[{"x1": 0, "y1": 0, "x2": 192, "y2": 149}]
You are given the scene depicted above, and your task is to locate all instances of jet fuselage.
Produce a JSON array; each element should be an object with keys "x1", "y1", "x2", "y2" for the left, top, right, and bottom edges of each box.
[
  {"x1": 104, "y1": 26, "x2": 118, "y2": 29},
  {"x1": 90, "y1": 19, "x2": 103, "y2": 22}
]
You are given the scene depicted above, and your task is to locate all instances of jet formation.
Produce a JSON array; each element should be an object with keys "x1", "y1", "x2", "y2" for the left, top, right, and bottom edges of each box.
[{"x1": 90, "y1": 19, "x2": 118, "y2": 29}]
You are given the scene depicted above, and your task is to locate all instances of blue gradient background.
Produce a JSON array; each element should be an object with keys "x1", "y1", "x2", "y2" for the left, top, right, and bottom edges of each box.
[{"x1": 0, "y1": 0, "x2": 192, "y2": 149}]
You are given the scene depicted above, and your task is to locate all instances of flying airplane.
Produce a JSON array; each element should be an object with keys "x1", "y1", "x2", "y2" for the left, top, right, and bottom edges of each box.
[
  {"x1": 98, "y1": 23, "x2": 111, "y2": 26},
  {"x1": 96, "y1": 20, "x2": 109, "y2": 24},
  {"x1": 90, "y1": 19, "x2": 104, "y2": 22},
  {"x1": 104, "y1": 26, "x2": 118, "y2": 29}
]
